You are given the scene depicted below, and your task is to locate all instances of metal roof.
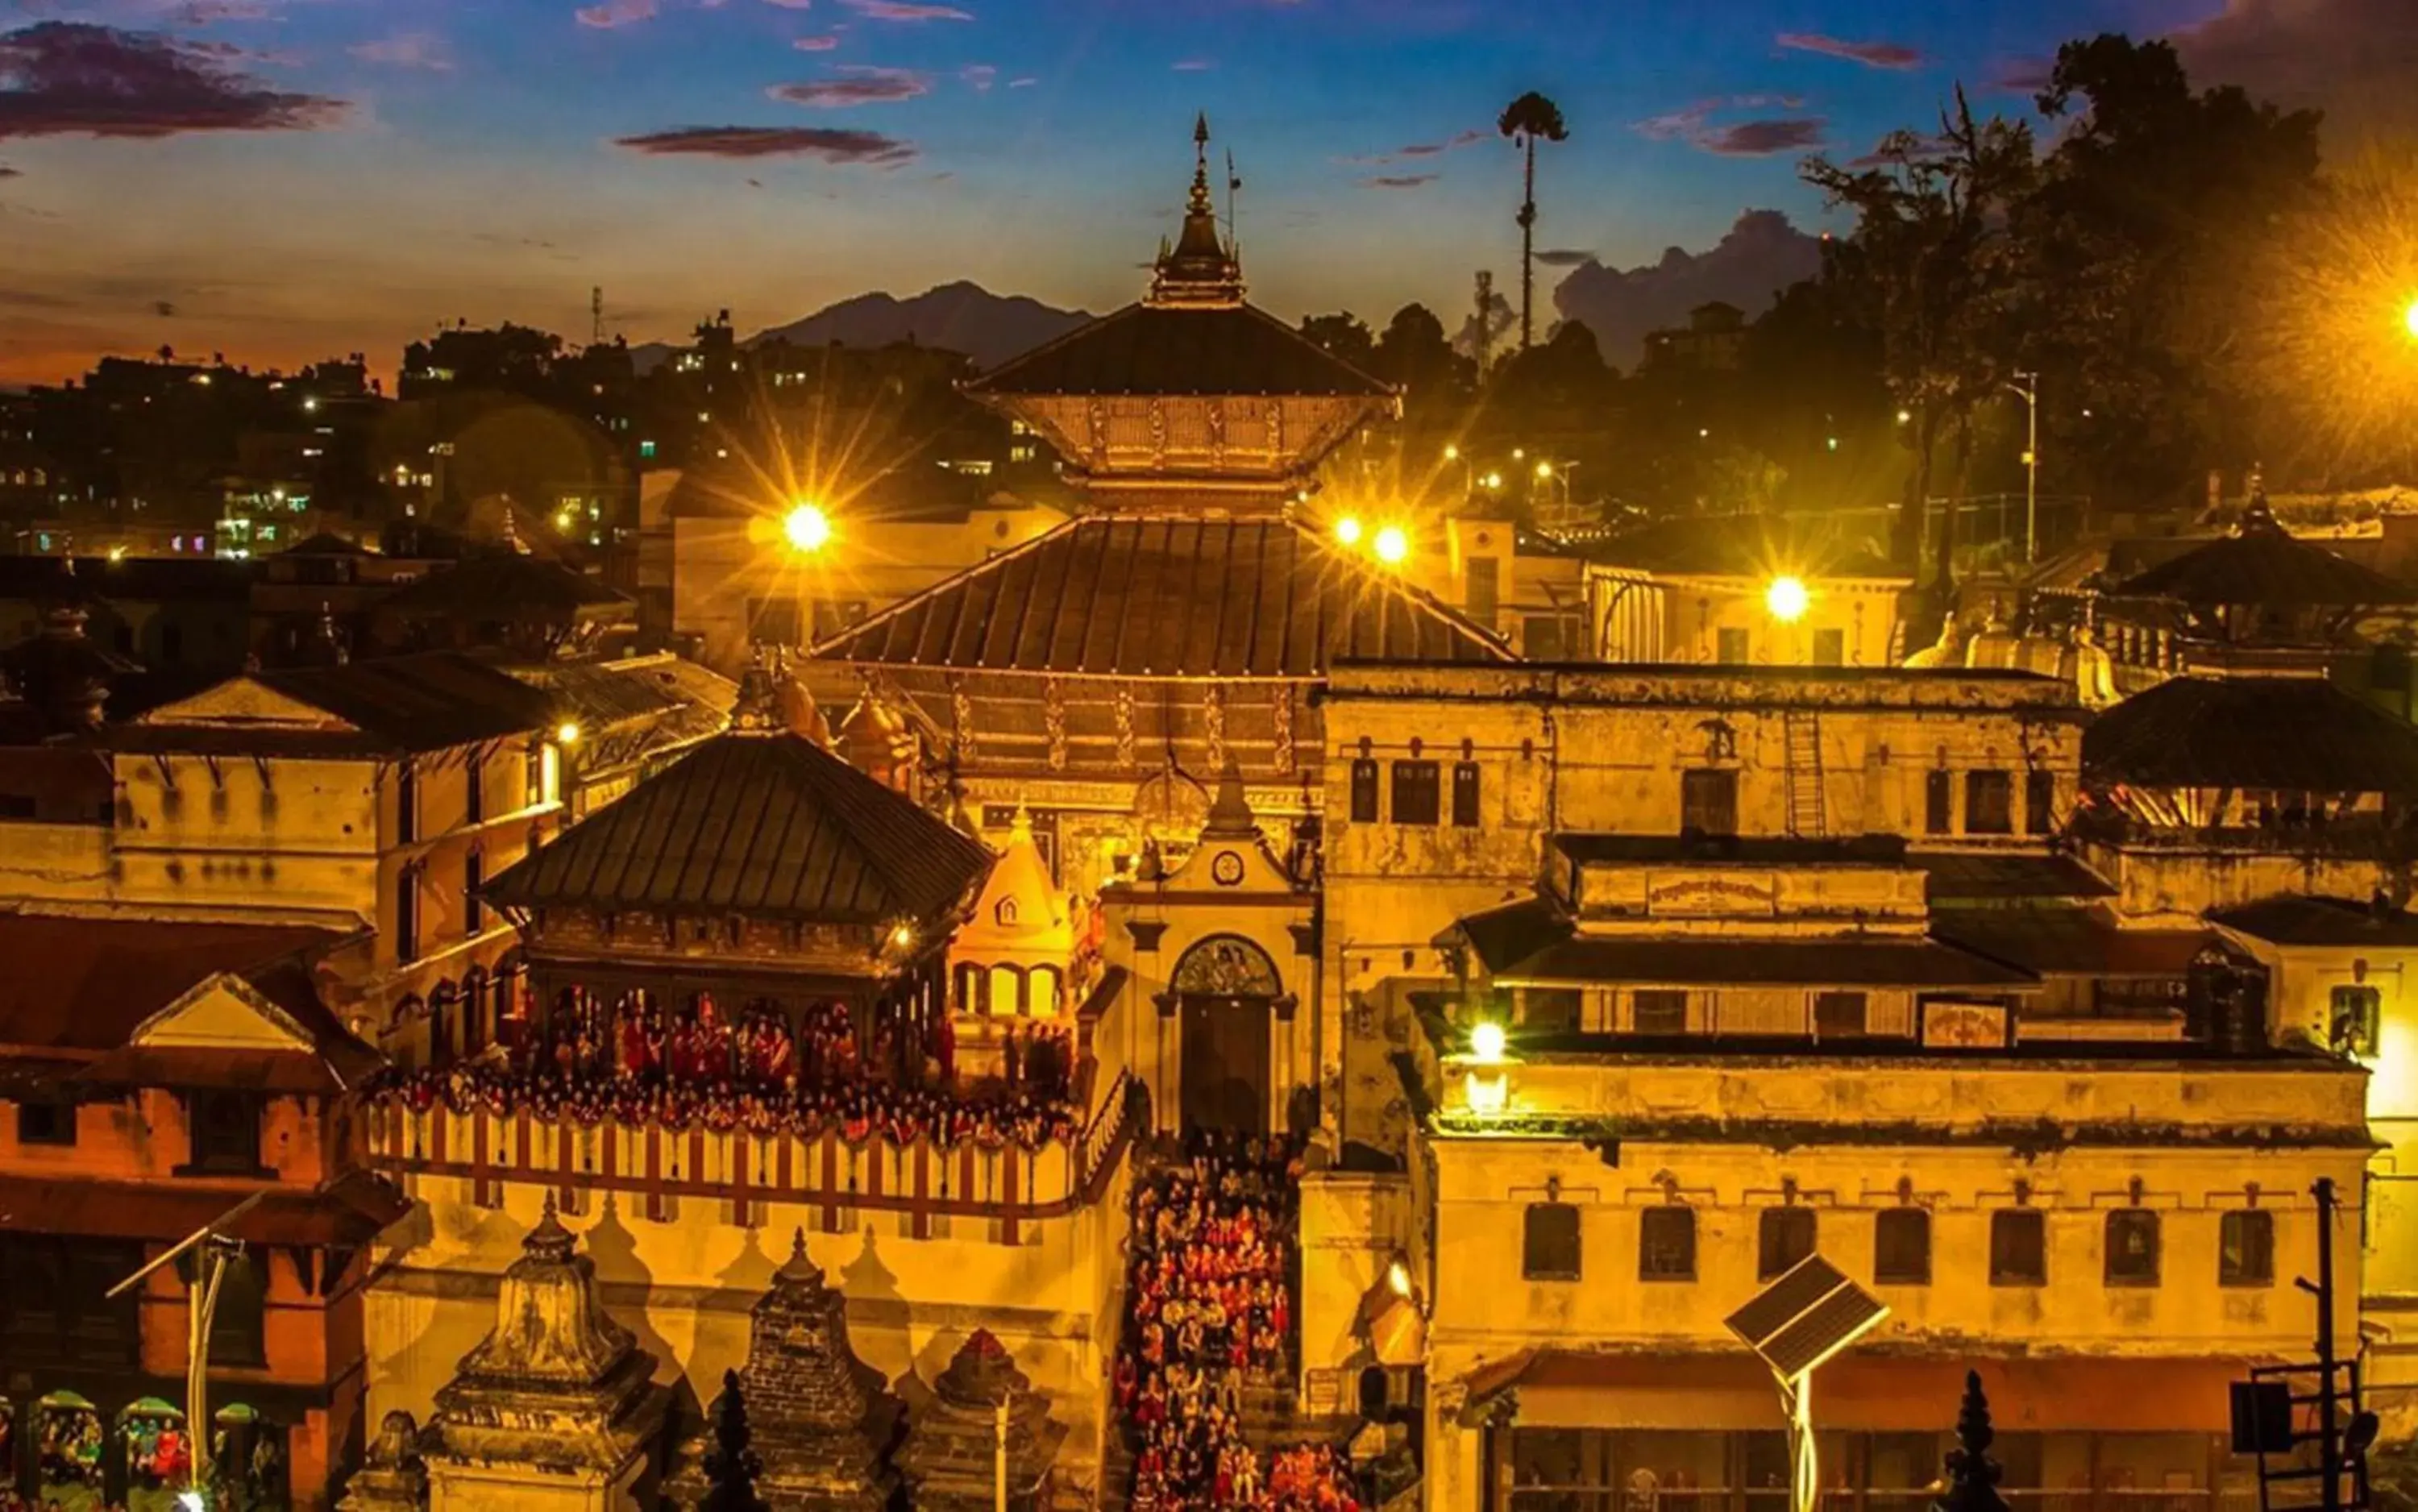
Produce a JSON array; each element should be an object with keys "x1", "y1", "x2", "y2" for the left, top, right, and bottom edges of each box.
[
  {"x1": 809, "y1": 516, "x2": 1509, "y2": 677},
  {"x1": 2084, "y1": 676, "x2": 2418, "y2": 792},
  {"x1": 1909, "y1": 850, "x2": 2115, "y2": 903},
  {"x1": 966, "y1": 302, "x2": 1392, "y2": 398},
  {"x1": 2113, "y1": 515, "x2": 2418, "y2": 607},
  {"x1": 484, "y1": 732, "x2": 994, "y2": 925},
  {"x1": 0, "y1": 915, "x2": 351, "y2": 1056},
  {"x1": 2212, "y1": 895, "x2": 2418, "y2": 948},
  {"x1": 1930, "y1": 909, "x2": 2211, "y2": 978}
]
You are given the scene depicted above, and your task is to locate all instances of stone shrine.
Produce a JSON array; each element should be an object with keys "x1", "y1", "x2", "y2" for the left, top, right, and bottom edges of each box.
[
  {"x1": 681, "y1": 1230, "x2": 903, "y2": 1512},
  {"x1": 420, "y1": 1198, "x2": 670, "y2": 1512},
  {"x1": 895, "y1": 1329, "x2": 1066, "y2": 1512}
]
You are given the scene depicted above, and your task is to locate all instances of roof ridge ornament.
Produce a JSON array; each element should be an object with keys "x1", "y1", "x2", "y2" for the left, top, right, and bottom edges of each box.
[{"x1": 1149, "y1": 114, "x2": 1246, "y2": 309}]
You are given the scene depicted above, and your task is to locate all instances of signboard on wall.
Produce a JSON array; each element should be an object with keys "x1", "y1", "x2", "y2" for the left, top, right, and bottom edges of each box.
[{"x1": 1921, "y1": 999, "x2": 2011, "y2": 1049}]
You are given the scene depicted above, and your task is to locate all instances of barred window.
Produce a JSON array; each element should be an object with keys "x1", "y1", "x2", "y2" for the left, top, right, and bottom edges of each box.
[
  {"x1": 1523, "y1": 1203, "x2": 1581, "y2": 1281},
  {"x1": 1639, "y1": 1206, "x2": 1697, "y2": 1281}
]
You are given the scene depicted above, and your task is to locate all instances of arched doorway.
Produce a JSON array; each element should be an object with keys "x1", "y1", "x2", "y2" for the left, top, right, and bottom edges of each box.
[{"x1": 1170, "y1": 933, "x2": 1281, "y2": 1135}]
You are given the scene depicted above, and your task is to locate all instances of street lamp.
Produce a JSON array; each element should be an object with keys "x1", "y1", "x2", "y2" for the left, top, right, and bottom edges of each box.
[
  {"x1": 110, "y1": 1193, "x2": 265, "y2": 1511},
  {"x1": 1373, "y1": 525, "x2": 1410, "y2": 567},
  {"x1": 1333, "y1": 515, "x2": 1365, "y2": 548},
  {"x1": 2403, "y1": 297, "x2": 2418, "y2": 341},
  {"x1": 2005, "y1": 372, "x2": 2039, "y2": 563},
  {"x1": 783, "y1": 501, "x2": 832, "y2": 555},
  {"x1": 1765, "y1": 576, "x2": 1810, "y2": 624},
  {"x1": 1442, "y1": 444, "x2": 1473, "y2": 496}
]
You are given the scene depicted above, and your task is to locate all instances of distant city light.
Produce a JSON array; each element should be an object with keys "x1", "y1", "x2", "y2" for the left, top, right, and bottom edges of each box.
[
  {"x1": 1333, "y1": 515, "x2": 1364, "y2": 547},
  {"x1": 1442, "y1": 444, "x2": 1460, "y2": 462},
  {"x1": 1373, "y1": 525, "x2": 1410, "y2": 566},
  {"x1": 1469, "y1": 1020, "x2": 1507, "y2": 1064},
  {"x1": 1897, "y1": 409, "x2": 1912, "y2": 425},
  {"x1": 783, "y1": 502, "x2": 832, "y2": 554},
  {"x1": 1482, "y1": 471, "x2": 1503, "y2": 491},
  {"x1": 1765, "y1": 575, "x2": 1810, "y2": 623},
  {"x1": 1535, "y1": 461, "x2": 1554, "y2": 480},
  {"x1": 555, "y1": 721, "x2": 582, "y2": 746}
]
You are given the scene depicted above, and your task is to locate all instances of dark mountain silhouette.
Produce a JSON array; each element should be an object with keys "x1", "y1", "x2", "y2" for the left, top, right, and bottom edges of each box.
[{"x1": 630, "y1": 281, "x2": 1091, "y2": 375}]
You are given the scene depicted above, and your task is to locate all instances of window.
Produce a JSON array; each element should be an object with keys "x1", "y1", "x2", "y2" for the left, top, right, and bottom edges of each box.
[
  {"x1": 2025, "y1": 771, "x2": 2057, "y2": 835},
  {"x1": 465, "y1": 752, "x2": 484, "y2": 825},
  {"x1": 2220, "y1": 1210, "x2": 2275, "y2": 1287},
  {"x1": 2105, "y1": 1210, "x2": 2161, "y2": 1286},
  {"x1": 396, "y1": 761, "x2": 418, "y2": 844},
  {"x1": 1466, "y1": 557, "x2": 1501, "y2": 624},
  {"x1": 1965, "y1": 771, "x2": 2014, "y2": 835},
  {"x1": 464, "y1": 850, "x2": 484, "y2": 936},
  {"x1": 1812, "y1": 628, "x2": 1846, "y2": 667},
  {"x1": 1991, "y1": 1209, "x2": 2046, "y2": 1286},
  {"x1": 1875, "y1": 1209, "x2": 1931, "y2": 1285},
  {"x1": 1639, "y1": 1206, "x2": 1697, "y2": 1281},
  {"x1": 15, "y1": 1095, "x2": 76, "y2": 1147},
  {"x1": 750, "y1": 596, "x2": 803, "y2": 645},
  {"x1": 1813, "y1": 991, "x2": 1869, "y2": 1038},
  {"x1": 185, "y1": 1092, "x2": 262, "y2": 1175},
  {"x1": 1523, "y1": 614, "x2": 1567, "y2": 661},
  {"x1": 1925, "y1": 771, "x2": 1954, "y2": 835},
  {"x1": 526, "y1": 739, "x2": 543, "y2": 808},
  {"x1": 1681, "y1": 769, "x2": 1739, "y2": 837},
  {"x1": 1759, "y1": 1207, "x2": 1817, "y2": 1280},
  {"x1": 1523, "y1": 1203, "x2": 1581, "y2": 1281},
  {"x1": 1349, "y1": 759, "x2": 1380, "y2": 823},
  {"x1": 1452, "y1": 762, "x2": 1482, "y2": 828},
  {"x1": 1520, "y1": 987, "x2": 1582, "y2": 1035},
  {"x1": 2329, "y1": 986, "x2": 2383, "y2": 1057},
  {"x1": 396, "y1": 866, "x2": 421, "y2": 966},
  {"x1": 1631, "y1": 990, "x2": 1689, "y2": 1035},
  {"x1": 1716, "y1": 626, "x2": 1750, "y2": 665},
  {"x1": 1390, "y1": 760, "x2": 1441, "y2": 825}
]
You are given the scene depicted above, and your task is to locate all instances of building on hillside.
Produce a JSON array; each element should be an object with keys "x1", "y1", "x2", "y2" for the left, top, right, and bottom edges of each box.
[
  {"x1": 1577, "y1": 513, "x2": 1912, "y2": 667},
  {"x1": 808, "y1": 118, "x2": 1506, "y2": 904},
  {"x1": 0, "y1": 554, "x2": 254, "y2": 681},
  {"x1": 1301, "y1": 662, "x2": 2373, "y2": 1512},
  {"x1": 365, "y1": 550, "x2": 637, "y2": 663},
  {"x1": 1643, "y1": 301, "x2": 1750, "y2": 374},
  {"x1": 1399, "y1": 513, "x2": 1587, "y2": 660},
  {"x1": 0, "y1": 915, "x2": 401, "y2": 1511}
]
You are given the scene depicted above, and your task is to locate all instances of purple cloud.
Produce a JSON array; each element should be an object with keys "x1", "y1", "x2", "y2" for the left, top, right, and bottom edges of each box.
[
  {"x1": 1984, "y1": 56, "x2": 2053, "y2": 96},
  {"x1": 1535, "y1": 247, "x2": 1594, "y2": 267},
  {"x1": 960, "y1": 62, "x2": 994, "y2": 89},
  {"x1": 771, "y1": 64, "x2": 929, "y2": 105},
  {"x1": 1360, "y1": 172, "x2": 1437, "y2": 189},
  {"x1": 0, "y1": 21, "x2": 347, "y2": 139},
  {"x1": 1776, "y1": 31, "x2": 1923, "y2": 70},
  {"x1": 839, "y1": 0, "x2": 971, "y2": 19},
  {"x1": 1337, "y1": 125, "x2": 1485, "y2": 166},
  {"x1": 349, "y1": 31, "x2": 454, "y2": 69},
  {"x1": 761, "y1": 0, "x2": 816, "y2": 7},
  {"x1": 1701, "y1": 118, "x2": 1826, "y2": 156},
  {"x1": 171, "y1": 1, "x2": 275, "y2": 23},
  {"x1": 1552, "y1": 209, "x2": 1823, "y2": 365},
  {"x1": 1170, "y1": 56, "x2": 1214, "y2": 71},
  {"x1": 613, "y1": 123, "x2": 916, "y2": 164},
  {"x1": 792, "y1": 31, "x2": 841, "y2": 48},
  {"x1": 575, "y1": 0, "x2": 656, "y2": 26},
  {"x1": 1007, "y1": 74, "x2": 1035, "y2": 86},
  {"x1": 0, "y1": 164, "x2": 18, "y2": 178}
]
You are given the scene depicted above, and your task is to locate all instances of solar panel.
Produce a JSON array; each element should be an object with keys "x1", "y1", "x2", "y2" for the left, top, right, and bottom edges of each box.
[{"x1": 1726, "y1": 1252, "x2": 1889, "y2": 1382}]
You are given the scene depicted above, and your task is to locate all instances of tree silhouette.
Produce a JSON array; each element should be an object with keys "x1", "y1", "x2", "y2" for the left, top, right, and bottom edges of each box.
[
  {"x1": 1498, "y1": 92, "x2": 1570, "y2": 356},
  {"x1": 700, "y1": 1369, "x2": 769, "y2": 1512}
]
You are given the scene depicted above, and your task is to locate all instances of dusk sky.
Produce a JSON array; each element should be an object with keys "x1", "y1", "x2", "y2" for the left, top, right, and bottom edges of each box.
[{"x1": 0, "y1": 0, "x2": 2405, "y2": 385}]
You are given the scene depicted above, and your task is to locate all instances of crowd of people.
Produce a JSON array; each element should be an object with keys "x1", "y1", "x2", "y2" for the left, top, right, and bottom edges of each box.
[
  {"x1": 375, "y1": 992, "x2": 1081, "y2": 1153},
  {"x1": 1116, "y1": 1131, "x2": 1362, "y2": 1512}
]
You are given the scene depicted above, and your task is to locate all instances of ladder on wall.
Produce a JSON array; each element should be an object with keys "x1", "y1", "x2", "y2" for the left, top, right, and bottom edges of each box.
[{"x1": 1784, "y1": 708, "x2": 1826, "y2": 839}]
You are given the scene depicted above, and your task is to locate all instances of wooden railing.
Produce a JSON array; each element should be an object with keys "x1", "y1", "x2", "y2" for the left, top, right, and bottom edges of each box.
[{"x1": 368, "y1": 1077, "x2": 1148, "y2": 1244}]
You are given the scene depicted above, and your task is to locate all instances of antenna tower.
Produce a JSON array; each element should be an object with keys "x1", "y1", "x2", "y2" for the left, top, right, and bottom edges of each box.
[
  {"x1": 591, "y1": 286, "x2": 605, "y2": 346},
  {"x1": 1473, "y1": 270, "x2": 1496, "y2": 374}
]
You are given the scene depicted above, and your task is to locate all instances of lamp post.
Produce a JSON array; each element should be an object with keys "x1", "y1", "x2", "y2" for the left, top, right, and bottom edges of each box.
[
  {"x1": 2005, "y1": 372, "x2": 2039, "y2": 563},
  {"x1": 1442, "y1": 444, "x2": 1473, "y2": 499},
  {"x1": 108, "y1": 1193, "x2": 265, "y2": 1510}
]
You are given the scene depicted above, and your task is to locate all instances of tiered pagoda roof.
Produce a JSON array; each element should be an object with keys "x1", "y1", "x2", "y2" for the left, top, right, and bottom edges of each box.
[
  {"x1": 484, "y1": 730, "x2": 992, "y2": 928},
  {"x1": 810, "y1": 516, "x2": 1507, "y2": 677},
  {"x1": 2082, "y1": 675, "x2": 2418, "y2": 792},
  {"x1": 2113, "y1": 503, "x2": 2417, "y2": 608}
]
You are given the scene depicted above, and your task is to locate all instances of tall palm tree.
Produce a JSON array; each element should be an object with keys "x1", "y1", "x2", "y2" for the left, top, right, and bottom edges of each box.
[{"x1": 1498, "y1": 91, "x2": 1569, "y2": 354}]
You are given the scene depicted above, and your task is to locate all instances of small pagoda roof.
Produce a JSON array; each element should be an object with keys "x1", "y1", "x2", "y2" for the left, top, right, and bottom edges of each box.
[
  {"x1": 115, "y1": 650, "x2": 563, "y2": 757},
  {"x1": 376, "y1": 554, "x2": 634, "y2": 621},
  {"x1": 810, "y1": 515, "x2": 1508, "y2": 677},
  {"x1": 485, "y1": 732, "x2": 993, "y2": 926},
  {"x1": 2084, "y1": 675, "x2": 2418, "y2": 792},
  {"x1": 965, "y1": 301, "x2": 1391, "y2": 399},
  {"x1": 2112, "y1": 509, "x2": 2417, "y2": 607}
]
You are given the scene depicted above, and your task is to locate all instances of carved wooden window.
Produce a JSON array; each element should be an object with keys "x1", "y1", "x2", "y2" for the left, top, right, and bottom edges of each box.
[
  {"x1": 1631, "y1": 990, "x2": 1689, "y2": 1036},
  {"x1": 1349, "y1": 759, "x2": 1380, "y2": 823},
  {"x1": 1681, "y1": 769, "x2": 1737, "y2": 837},
  {"x1": 1813, "y1": 991, "x2": 1869, "y2": 1038},
  {"x1": 1523, "y1": 1203, "x2": 1581, "y2": 1281},
  {"x1": 1812, "y1": 628, "x2": 1846, "y2": 667},
  {"x1": 1451, "y1": 762, "x2": 1482, "y2": 828},
  {"x1": 1390, "y1": 761, "x2": 1441, "y2": 825},
  {"x1": 1965, "y1": 771, "x2": 2014, "y2": 835},
  {"x1": 1717, "y1": 627, "x2": 1750, "y2": 665}
]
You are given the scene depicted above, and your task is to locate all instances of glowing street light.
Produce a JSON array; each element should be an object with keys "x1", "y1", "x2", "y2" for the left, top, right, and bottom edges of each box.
[
  {"x1": 1482, "y1": 471, "x2": 1504, "y2": 491},
  {"x1": 2403, "y1": 297, "x2": 2418, "y2": 341},
  {"x1": 1373, "y1": 525, "x2": 1410, "y2": 566},
  {"x1": 1765, "y1": 575, "x2": 1810, "y2": 623},
  {"x1": 1535, "y1": 461, "x2": 1555, "y2": 480},
  {"x1": 783, "y1": 501, "x2": 833, "y2": 555},
  {"x1": 1442, "y1": 444, "x2": 1460, "y2": 462},
  {"x1": 1334, "y1": 515, "x2": 1365, "y2": 547},
  {"x1": 555, "y1": 721, "x2": 582, "y2": 746},
  {"x1": 1469, "y1": 1020, "x2": 1507, "y2": 1064}
]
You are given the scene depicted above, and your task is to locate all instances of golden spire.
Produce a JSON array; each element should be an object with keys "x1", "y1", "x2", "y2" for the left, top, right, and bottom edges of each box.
[{"x1": 1151, "y1": 113, "x2": 1244, "y2": 308}]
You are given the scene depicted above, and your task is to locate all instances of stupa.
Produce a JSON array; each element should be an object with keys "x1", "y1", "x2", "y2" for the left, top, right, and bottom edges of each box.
[
  {"x1": 420, "y1": 1198, "x2": 669, "y2": 1512},
  {"x1": 895, "y1": 1329, "x2": 1066, "y2": 1512}
]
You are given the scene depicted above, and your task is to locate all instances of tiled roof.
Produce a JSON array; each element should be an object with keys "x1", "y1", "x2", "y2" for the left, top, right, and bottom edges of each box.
[
  {"x1": 485, "y1": 732, "x2": 993, "y2": 925},
  {"x1": 0, "y1": 915, "x2": 348, "y2": 1056},
  {"x1": 0, "y1": 1169, "x2": 409, "y2": 1247},
  {"x1": 966, "y1": 303, "x2": 1392, "y2": 398},
  {"x1": 505, "y1": 654, "x2": 734, "y2": 771},
  {"x1": 2084, "y1": 676, "x2": 2418, "y2": 792},
  {"x1": 2113, "y1": 518, "x2": 2417, "y2": 606},
  {"x1": 810, "y1": 517, "x2": 1508, "y2": 676},
  {"x1": 117, "y1": 651, "x2": 563, "y2": 757},
  {"x1": 375, "y1": 555, "x2": 633, "y2": 620},
  {"x1": 2212, "y1": 895, "x2": 2418, "y2": 947}
]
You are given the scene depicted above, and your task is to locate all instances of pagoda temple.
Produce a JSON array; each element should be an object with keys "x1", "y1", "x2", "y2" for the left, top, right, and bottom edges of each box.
[{"x1": 809, "y1": 117, "x2": 1508, "y2": 895}]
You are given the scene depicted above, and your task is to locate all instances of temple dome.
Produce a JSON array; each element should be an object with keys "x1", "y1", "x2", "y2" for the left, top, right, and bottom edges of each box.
[{"x1": 452, "y1": 1195, "x2": 634, "y2": 1387}]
